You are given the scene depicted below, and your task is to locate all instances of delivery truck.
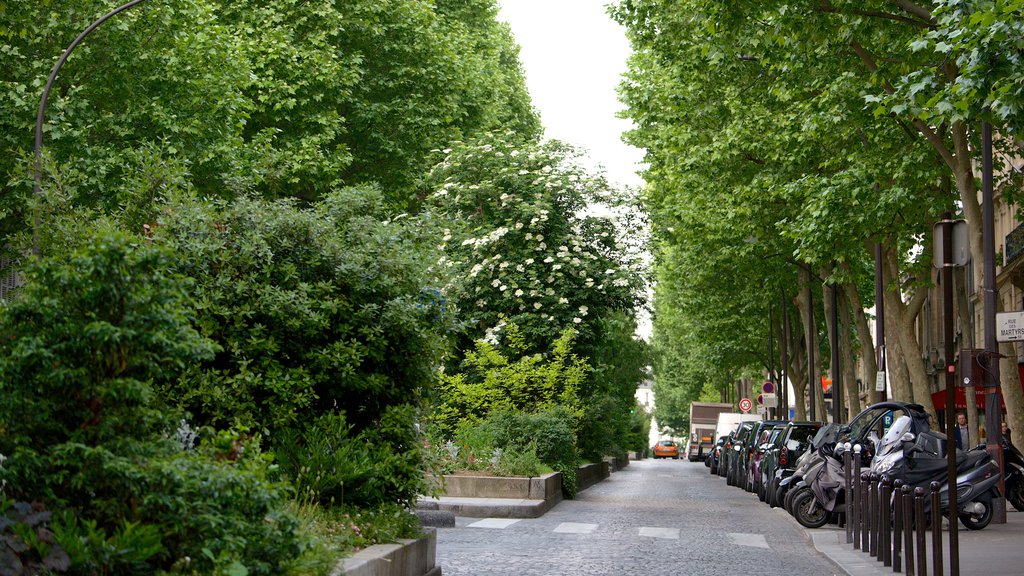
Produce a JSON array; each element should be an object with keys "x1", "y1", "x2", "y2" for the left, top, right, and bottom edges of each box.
[{"x1": 686, "y1": 402, "x2": 734, "y2": 461}]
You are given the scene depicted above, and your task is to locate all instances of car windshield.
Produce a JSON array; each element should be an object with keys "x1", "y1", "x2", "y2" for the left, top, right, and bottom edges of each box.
[{"x1": 659, "y1": 441, "x2": 675, "y2": 446}]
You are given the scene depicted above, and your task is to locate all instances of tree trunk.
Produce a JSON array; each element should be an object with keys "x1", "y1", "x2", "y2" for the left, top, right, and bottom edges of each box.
[
  {"x1": 882, "y1": 248, "x2": 938, "y2": 422},
  {"x1": 841, "y1": 261, "x2": 880, "y2": 405},
  {"x1": 840, "y1": 288, "x2": 862, "y2": 420},
  {"x1": 795, "y1": 266, "x2": 825, "y2": 420},
  {"x1": 881, "y1": 252, "x2": 913, "y2": 403},
  {"x1": 822, "y1": 277, "x2": 838, "y2": 423},
  {"x1": 787, "y1": 298, "x2": 808, "y2": 422}
]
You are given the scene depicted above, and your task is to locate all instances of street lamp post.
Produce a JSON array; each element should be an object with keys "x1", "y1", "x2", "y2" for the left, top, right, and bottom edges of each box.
[{"x1": 33, "y1": 0, "x2": 148, "y2": 258}]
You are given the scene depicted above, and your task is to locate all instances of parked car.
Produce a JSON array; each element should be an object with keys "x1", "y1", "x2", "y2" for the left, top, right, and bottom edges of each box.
[
  {"x1": 748, "y1": 424, "x2": 786, "y2": 495},
  {"x1": 708, "y1": 435, "x2": 728, "y2": 474},
  {"x1": 760, "y1": 421, "x2": 823, "y2": 506},
  {"x1": 653, "y1": 439, "x2": 680, "y2": 459},
  {"x1": 735, "y1": 420, "x2": 786, "y2": 490},
  {"x1": 724, "y1": 421, "x2": 760, "y2": 486}
]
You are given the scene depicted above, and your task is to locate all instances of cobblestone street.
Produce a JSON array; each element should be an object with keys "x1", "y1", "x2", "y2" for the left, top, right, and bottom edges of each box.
[{"x1": 436, "y1": 458, "x2": 846, "y2": 575}]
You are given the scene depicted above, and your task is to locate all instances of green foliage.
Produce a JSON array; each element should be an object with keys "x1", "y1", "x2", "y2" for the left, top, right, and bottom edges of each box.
[
  {"x1": 430, "y1": 324, "x2": 589, "y2": 438},
  {"x1": 0, "y1": 224, "x2": 215, "y2": 493},
  {"x1": 274, "y1": 406, "x2": 427, "y2": 510},
  {"x1": 155, "y1": 188, "x2": 452, "y2": 437},
  {"x1": 426, "y1": 131, "x2": 647, "y2": 355},
  {"x1": 0, "y1": 227, "x2": 304, "y2": 575},
  {"x1": 0, "y1": 0, "x2": 539, "y2": 241}
]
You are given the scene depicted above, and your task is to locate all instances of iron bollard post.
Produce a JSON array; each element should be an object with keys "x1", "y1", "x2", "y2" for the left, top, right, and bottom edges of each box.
[
  {"x1": 903, "y1": 484, "x2": 915, "y2": 576},
  {"x1": 931, "y1": 481, "x2": 943, "y2": 576},
  {"x1": 915, "y1": 487, "x2": 927, "y2": 576},
  {"x1": 870, "y1": 472, "x2": 880, "y2": 558},
  {"x1": 861, "y1": 470, "x2": 871, "y2": 553},
  {"x1": 853, "y1": 445, "x2": 863, "y2": 549},
  {"x1": 881, "y1": 475, "x2": 892, "y2": 567},
  {"x1": 845, "y1": 442, "x2": 853, "y2": 544},
  {"x1": 893, "y1": 479, "x2": 903, "y2": 573}
]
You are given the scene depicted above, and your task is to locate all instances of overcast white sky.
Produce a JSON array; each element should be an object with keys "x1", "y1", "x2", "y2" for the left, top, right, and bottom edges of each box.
[{"x1": 496, "y1": 1, "x2": 645, "y2": 189}]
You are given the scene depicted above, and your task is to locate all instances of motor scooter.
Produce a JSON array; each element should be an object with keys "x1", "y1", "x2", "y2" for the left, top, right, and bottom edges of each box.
[
  {"x1": 1002, "y1": 438, "x2": 1024, "y2": 511},
  {"x1": 871, "y1": 415, "x2": 1001, "y2": 530}
]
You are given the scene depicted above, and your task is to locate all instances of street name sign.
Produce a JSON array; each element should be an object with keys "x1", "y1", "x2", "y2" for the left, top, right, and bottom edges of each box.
[{"x1": 996, "y1": 311, "x2": 1024, "y2": 342}]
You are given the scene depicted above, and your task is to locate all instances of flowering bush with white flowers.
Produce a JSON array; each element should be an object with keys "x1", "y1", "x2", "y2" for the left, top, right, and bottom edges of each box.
[{"x1": 425, "y1": 132, "x2": 651, "y2": 462}]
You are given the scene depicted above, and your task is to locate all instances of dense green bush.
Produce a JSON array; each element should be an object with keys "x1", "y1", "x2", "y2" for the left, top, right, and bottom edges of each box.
[
  {"x1": 274, "y1": 405, "x2": 426, "y2": 509},
  {"x1": 484, "y1": 409, "x2": 579, "y2": 497},
  {"x1": 0, "y1": 227, "x2": 305, "y2": 575},
  {"x1": 155, "y1": 189, "x2": 450, "y2": 438},
  {"x1": 430, "y1": 323, "x2": 588, "y2": 438}
]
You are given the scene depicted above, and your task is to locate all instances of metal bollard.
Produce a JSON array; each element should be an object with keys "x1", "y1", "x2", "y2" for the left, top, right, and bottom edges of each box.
[
  {"x1": 845, "y1": 442, "x2": 853, "y2": 544},
  {"x1": 870, "y1": 472, "x2": 880, "y2": 558},
  {"x1": 881, "y1": 475, "x2": 892, "y2": 567},
  {"x1": 915, "y1": 487, "x2": 927, "y2": 576},
  {"x1": 893, "y1": 479, "x2": 903, "y2": 573},
  {"x1": 931, "y1": 481, "x2": 943, "y2": 576},
  {"x1": 853, "y1": 446, "x2": 863, "y2": 549},
  {"x1": 861, "y1": 470, "x2": 871, "y2": 553},
  {"x1": 903, "y1": 484, "x2": 915, "y2": 576}
]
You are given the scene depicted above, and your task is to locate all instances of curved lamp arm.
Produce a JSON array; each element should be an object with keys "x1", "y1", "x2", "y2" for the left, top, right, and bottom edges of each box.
[{"x1": 33, "y1": 0, "x2": 148, "y2": 257}]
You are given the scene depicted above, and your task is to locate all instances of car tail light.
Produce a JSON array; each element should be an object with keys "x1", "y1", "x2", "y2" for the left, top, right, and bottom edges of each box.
[{"x1": 780, "y1": 447, "x2": 788, "y2": 466}]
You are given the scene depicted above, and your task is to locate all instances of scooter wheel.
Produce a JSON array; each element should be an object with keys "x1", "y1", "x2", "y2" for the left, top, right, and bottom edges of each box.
[
  {"x1": 960, "y1": 500, "x2": 993, "y2": 530},
  {"x1": 793, "y1": 490, "x2": 831, "y2": 529},
  {"x1": 785, "y1": 485, "x2": 808, "y2": 516}
]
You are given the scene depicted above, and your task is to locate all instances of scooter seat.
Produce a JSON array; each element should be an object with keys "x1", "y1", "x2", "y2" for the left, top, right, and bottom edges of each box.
[{"x1": 957, "y1": 449, "x2": 989, "y2": 473}]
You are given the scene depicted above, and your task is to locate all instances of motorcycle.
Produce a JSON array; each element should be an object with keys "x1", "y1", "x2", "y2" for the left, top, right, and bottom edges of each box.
[{"x1": 870, "y1": 415, "x2": 1002, "y2": 530}]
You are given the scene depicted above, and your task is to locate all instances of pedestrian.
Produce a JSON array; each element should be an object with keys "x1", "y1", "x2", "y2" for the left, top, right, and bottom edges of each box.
[
  {"x1": 1002, "y1": 420, "x2": 1013, "y2": 446},
  {"x1": 955, "y1": 412, "x2": 971, "y2": 450}
]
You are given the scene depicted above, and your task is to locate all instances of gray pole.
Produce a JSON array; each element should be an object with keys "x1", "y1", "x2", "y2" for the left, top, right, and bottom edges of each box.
[
  {"x1": 781, "y1": 288, "x2": 790, "y2": 420},
  {"x1": 941, "y1": 216, "x2": 960, "y2": 574},
  {"x1": 981, "y1": 120, "x2": 1006, "y2": 523},
  {"x1": 875, "y1": 243, "x2": 887, "y2": 402},
  {"x1": 34, "y1": 0, "x2": 149, "y2": 258},
  {"x1": 830, "y1": 271, "x2": 841, "y2": 424},
  {"x1": 807, "y1": 265, "x2": 816, "y2": 421}
]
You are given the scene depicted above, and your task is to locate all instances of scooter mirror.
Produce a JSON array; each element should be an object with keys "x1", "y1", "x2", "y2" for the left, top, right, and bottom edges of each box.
[{"x1": 901, "y1": 432, "x2": 916, "y2": 443}]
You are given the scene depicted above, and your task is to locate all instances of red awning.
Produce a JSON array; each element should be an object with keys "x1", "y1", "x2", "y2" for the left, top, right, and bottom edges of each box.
[{"x1": 929, "y1": 363, "x2": 1024, "y2": 411}]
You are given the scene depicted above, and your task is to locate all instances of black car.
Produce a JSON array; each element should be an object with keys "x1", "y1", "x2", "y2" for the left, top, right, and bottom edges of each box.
[
  {"x1": 760, "y1": 421, "x2": 823, "y2": 506},
  {"x1": 737, "y1": 420, "x2": 787, "y2": 491},
  {"x1": 724, "y1": 421, "x2": 759, "y2": 487},
  {"x1": 707, "y1": 435, "x2": 728, "y2": 473}
]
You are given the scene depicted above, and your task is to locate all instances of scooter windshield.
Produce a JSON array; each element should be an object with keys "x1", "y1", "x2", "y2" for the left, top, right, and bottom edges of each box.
[{"x1": 876, "y1": 415, "x2": 911, "y2": 460}]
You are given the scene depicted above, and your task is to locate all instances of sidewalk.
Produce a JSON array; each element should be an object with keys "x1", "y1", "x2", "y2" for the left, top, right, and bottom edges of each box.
[{"x1": 787, "y1": 507, "x2": 1023, "y2": 576}]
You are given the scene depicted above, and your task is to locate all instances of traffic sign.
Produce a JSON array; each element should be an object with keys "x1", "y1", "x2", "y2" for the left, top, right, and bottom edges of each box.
[
  {"x1": 763, "y1": 393, "x2": 778, "y2": 408},
  {"x1": 739, "y1": 398, "x2": 753, "y2": 412},
  {"x1": 762, "y1": 381, "x2": 774, "y2": 394},
  {"x1": 756, "y1": 394, "x2": 764, "y2": 405}
]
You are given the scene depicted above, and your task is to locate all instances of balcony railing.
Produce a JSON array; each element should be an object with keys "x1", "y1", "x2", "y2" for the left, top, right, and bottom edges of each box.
[{"x1": 1006, "y1": 221, "x2": 1024, "y2": 266}]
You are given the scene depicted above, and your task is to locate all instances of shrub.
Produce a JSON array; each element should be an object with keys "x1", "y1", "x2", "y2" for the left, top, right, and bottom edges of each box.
[
  {"x1": 274, "y1": 405, "x2": 427, "y2": 510},
  {"x1": 0, "y1": 226, "x2": 304, "y2": 575}
]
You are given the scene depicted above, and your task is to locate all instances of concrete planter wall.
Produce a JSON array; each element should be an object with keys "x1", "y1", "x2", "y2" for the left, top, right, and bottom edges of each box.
[
  {"x1": 576, "y1": 461, "x2": 610, "y2": 492},
  {"x1": 332, "y1": 528, "x2": 440, "y2": 576},
  {"x1": 434, "y1": 471, "x2": 561, "y2": 500}
]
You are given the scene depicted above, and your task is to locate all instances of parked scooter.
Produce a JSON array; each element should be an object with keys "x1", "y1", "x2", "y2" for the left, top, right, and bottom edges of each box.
[
  {"x1": 786, "y1": 402, "x2": 932, "y2": 528},
  {"x1": 1002, "y1": 438, "x2": 1024, "y2": 511},
  {"x1": 870, "y1": 415, "x2": 1001, "y2": 530},
  {"x1": 778, "y1": 399, "x2": 933, "y2": 516}
]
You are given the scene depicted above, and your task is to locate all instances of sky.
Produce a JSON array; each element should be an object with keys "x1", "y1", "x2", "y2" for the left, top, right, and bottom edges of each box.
[{"x1": 496, "y1": 1, "x2": 646, "y2": 189}]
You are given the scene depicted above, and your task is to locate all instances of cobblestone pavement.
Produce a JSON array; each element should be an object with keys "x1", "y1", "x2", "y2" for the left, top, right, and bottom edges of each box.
[{"x1": 435, "y1": 458, "x2": 847, "y2": 576}]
